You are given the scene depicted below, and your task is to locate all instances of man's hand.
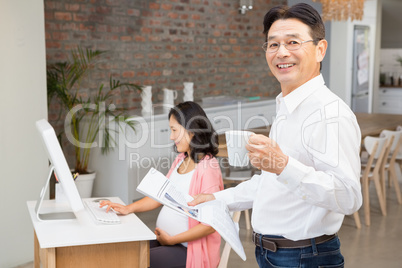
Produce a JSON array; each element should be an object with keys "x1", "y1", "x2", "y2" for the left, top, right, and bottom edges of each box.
[
  {"x1": 188, "y1": 194, "x2": 215, "y2": 206},
  {"x1": 246, "y1": 134, "x2": 289, "y2": 174}
]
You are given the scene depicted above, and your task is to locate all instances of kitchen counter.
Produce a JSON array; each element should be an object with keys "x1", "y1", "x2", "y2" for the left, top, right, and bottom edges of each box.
[
  {"x1": 128, "y1": 96, "x2": 276, "y2": 122},
  {"x1": 379, "y1": 86, "x2": 402, "y2": 89}
]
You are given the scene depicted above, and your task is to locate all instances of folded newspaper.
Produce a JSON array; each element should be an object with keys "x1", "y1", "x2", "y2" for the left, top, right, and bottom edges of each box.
[{"x1": 136, "y1": 168, "x2": 246, "y2": 261}]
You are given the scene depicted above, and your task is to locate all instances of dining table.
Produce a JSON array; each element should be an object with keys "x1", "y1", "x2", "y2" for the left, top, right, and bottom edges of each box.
[
  {"x1": 355, "y1": 113, "x2": 402, "y2": 138},
  {"x1": 217, "y1": 113, "x2": 402, "y2": 157}
]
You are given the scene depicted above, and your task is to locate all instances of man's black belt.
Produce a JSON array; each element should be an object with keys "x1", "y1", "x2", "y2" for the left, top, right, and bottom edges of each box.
[{"x1": 252, "y1": 232, "x2": 336, "y2": 252}]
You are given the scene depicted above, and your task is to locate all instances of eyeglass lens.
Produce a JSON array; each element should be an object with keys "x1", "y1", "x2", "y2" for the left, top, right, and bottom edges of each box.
[{"x1": 262, "y1": 39, "x2": 313, "y2": 53}]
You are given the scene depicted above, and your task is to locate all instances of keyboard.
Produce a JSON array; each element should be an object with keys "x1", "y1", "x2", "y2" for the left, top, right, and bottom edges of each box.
[{"x1": 84, "y1": 200, "x2": 121, "y2": 224}]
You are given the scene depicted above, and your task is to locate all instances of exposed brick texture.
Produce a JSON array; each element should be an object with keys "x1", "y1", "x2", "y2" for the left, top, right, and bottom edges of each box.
[{"x1": 45, "y1": 0, "x2": 285, "y2": 165}]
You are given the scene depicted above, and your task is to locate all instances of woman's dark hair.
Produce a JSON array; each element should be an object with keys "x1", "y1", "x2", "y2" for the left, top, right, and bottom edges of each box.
[
  {"x1": 263, "y1": 3, "x2": 325, "y2": 45},
  {"x1": 168, "y1": 101, "x2": 219, "y2": 163}
]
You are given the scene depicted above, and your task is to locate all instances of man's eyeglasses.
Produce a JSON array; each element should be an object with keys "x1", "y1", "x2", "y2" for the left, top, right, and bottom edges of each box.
[{"x1": 262, "y1": 39, "x2": 314, "y2": 53}]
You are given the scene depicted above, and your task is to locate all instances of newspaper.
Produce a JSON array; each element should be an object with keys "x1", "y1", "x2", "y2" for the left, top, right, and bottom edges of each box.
[{"x1": 136, "y1": 168, "x2": 246, "y2": 261}]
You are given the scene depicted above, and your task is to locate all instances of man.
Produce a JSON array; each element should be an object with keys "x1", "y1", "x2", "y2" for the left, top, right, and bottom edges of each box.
[{"x1": 189, "y1": 3, "x2": 362, "y2": 268}]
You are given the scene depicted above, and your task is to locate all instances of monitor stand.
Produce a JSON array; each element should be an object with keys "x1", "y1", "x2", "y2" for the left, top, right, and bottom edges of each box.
[{"x1": 35, "y1": 165, "x2": 76, "y2": 221}]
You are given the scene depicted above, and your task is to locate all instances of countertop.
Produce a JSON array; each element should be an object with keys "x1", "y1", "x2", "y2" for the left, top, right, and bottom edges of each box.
[
  {"x1": 128, "y1": 96, "x2": 276, "y2": 122},
  {"x1": 379, "y1": 85, "x2": 402, "y2": 89}
]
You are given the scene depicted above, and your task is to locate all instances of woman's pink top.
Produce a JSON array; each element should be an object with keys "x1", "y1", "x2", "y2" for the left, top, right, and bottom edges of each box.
[{"x1": 166, "y1": 153, "x2": 223, "y2": 268}]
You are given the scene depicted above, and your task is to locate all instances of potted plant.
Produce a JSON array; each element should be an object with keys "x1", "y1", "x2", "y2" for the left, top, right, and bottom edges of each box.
[
  {"x1": 47, "y1": 47, "x2": 142, "y2": 197},
  {"x1": 396, "y1": 55, "x2": 402, "y2": 67}
]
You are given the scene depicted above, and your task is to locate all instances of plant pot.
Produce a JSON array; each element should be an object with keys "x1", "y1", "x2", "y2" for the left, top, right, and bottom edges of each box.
[
  {"x1": 55, "y1": 171, "x2": 96, "y2": 201},
  {"x1": 74, "y1": 172, "x2": 96, "y2": 198}
]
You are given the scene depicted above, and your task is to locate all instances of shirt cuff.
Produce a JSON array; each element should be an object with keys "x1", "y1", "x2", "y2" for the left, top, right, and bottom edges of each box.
[
  {"x1": 213, "y1": 188, "x2": 233, "y2": 205},
  {"x1": 277, "y1": 156, "x2": 310, "y2": 191}
]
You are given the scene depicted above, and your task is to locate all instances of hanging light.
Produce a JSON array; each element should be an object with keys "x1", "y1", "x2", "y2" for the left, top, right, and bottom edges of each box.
[
  {"x1": 239, "y1": 0, "x2": 253, "y2": 15},
  {"x1": 312, "y1": 0, "x2": 365, "y2": 21}
]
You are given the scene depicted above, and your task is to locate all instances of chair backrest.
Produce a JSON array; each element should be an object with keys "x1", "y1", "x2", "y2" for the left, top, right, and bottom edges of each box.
[
  {"x1": 364, "y1": 136, "x2": 388, "y2": 159},
  {"x1": 363, "y1": 136, "x2": 388, "y2": 175},
  {"x1": 397, "y1": 126, "x2": 402, "y2": 158},
  {"x1": 221, "y1": 156, "x2": 258, "y2": 183},
  {"x1": 380, "y1": 129, "x2": 402, "y2": 154}
]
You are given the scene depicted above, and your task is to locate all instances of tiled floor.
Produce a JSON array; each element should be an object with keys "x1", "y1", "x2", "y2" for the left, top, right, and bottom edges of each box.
[{"x1": 17, "y1": 185, "x2": 402, "y2": 268}]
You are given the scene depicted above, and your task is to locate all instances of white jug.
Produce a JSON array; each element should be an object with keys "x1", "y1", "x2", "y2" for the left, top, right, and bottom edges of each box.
[
  {"x1": 163, "y1": 88, "x2": 178, "y2": 108},
  {"x1": 183, "y1": 82, "x2": 194, "y2": 102},
  {"x1": 141, "y1": 86, "x2": 152, "y2": 115}
]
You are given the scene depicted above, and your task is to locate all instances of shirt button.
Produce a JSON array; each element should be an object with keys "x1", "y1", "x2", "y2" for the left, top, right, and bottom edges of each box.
[
  {"x1": 302, "y1": 195, "x2": 307, "y2": 200},
  {"x1": 284, "y1": 180, "x2": 288, "y2": 184}
]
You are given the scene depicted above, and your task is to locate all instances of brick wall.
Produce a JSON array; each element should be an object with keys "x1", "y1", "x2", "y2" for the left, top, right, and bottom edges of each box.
[{"x1": 45, "y1": 0, "x2": 285, "y2": 165}]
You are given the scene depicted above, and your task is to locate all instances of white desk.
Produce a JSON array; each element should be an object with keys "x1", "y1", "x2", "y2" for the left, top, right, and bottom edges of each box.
[{"x1": 27, "y1": 197, "x2": 156, "y2": 268}]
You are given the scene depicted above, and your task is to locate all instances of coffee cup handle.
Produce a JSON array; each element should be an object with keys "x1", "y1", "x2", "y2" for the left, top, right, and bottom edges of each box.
[{"x1": 173, "y1": 90, "x2": 178, "y2": 99}]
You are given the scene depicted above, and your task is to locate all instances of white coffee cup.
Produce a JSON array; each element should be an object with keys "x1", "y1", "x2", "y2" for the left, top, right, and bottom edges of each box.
[
  {"x1": 163, "y1": 88, "x2": 178, "y2": 108},
  {"x1": 225, "y1": 130, "x2": 254, "y2": 167}
]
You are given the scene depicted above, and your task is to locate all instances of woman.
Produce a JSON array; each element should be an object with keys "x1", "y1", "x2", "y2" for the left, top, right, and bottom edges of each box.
[{"x1": 101, "y1": 101, "x2": 223, "y2": 268}]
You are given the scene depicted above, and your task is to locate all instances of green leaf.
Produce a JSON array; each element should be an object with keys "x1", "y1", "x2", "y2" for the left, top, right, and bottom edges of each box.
[{"x1": 46, "y1": 46, "x2": 142, "y2": 173}]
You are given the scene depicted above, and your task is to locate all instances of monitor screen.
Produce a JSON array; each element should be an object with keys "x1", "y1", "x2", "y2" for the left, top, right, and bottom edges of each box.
[{"x1": 35, "y1": 119, "x2": 85, "y2": 219}]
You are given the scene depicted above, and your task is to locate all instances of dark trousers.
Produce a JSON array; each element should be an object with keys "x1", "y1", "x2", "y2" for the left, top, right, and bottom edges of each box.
[
  {"x1": 149, "y1": 240, "x2": 187, "y2": 268},
  {"x1": 255, "y1": 235, "x2": 344, "y2": 268}
]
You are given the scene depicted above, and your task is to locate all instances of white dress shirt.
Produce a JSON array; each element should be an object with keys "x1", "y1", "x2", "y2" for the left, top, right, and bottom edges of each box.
[{"x1": 214, "y1": 74, "x2": 362, "y2": 240}]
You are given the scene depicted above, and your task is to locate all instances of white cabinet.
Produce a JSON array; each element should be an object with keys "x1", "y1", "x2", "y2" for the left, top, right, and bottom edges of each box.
[
  {"x1": 207, "y1": 109, "x2": 237, "y2": 133},
  {"x1": 122, "y1": 117, "x2": 172, "y2": 202},
  {"x1": 90, "y1": 99, "x2": 276, "y2": 204},
  {"x1": 377, "y1": 88, "x2": 402, "y2": 114},
  {"x1": 240, "y1": 104, "x2": 276, "y2": 130},
  {"x1": 205, "y1": 99, "x2": 276, "y2": 133}
]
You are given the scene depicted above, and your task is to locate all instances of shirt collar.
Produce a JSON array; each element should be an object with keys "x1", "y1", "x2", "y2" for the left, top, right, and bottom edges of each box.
[{"x1": 276, "y1": 74, "x2": 325, "y2": 115}]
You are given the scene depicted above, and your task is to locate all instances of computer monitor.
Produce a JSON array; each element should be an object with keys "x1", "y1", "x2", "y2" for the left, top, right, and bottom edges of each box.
[{"x1": 35, "y1": 119, "x2": 86, "y2": 221}]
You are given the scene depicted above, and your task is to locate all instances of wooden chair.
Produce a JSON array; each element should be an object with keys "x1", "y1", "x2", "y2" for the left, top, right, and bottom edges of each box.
[
  {"x1": 352, "y1": 211, "x2": 362, "y2": 229},
  {"x1": 396, "y1": 126, "x2": 402, "y2": 179},
  {"x1": 218, "y1": 211, "x2": 241, "y2": 268},
  {"x1": 380, "y1": 129, "x2": 402, "y2": 204},
  {"x1": 217, "y1": 129, "x2": 268, "y2": 231},
  {"x1": 221, "y1": 159, "x2": 257, "y2": 230},
  {"x1": 361, "y1": 136, "x2": 388, "y2": 226}
]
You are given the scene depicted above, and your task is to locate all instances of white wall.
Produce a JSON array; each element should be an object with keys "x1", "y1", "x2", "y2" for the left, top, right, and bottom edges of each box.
[
  {"x1": 0, "y1": 0, "x2": 47, "y2": 267},
  {"x1": 328, "y1": 21, "x2": 349, "y2": 102},
  {"x1": 329, "y1": 0, "x2": 380, "y2": 110}
]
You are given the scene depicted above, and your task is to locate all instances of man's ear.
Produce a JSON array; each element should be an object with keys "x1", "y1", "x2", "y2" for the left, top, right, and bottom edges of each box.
[{"x1": 316, "y1": 39, "x2": 328, "y2": 63}]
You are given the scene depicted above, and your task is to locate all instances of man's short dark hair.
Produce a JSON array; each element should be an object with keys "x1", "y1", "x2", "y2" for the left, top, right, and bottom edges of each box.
[{"x1": 263, "y1": 3, "x2": 325, "y2": 44}]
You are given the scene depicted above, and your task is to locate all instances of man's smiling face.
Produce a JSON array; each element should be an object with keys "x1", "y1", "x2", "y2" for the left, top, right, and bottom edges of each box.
[{"x1": 265, "y1": 18, "x2": 326, "y2": 95}]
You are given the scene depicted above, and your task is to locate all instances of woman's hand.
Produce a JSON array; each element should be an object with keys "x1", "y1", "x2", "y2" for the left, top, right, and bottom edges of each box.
[
  {"x1": 99, "y1": 200, "x2": 131, "y2": 214},
  {"x1": 155, "y1": 227, "x2": 174, "y2": 246},
  {"x1": 156, "y1": 224, "x2": 216, "y2": 246}
]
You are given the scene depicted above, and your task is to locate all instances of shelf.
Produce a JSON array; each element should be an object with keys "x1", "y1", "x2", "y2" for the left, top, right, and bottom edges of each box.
[{"x1": 379, "y1": 86, "x2": 402, "y2": 89}]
